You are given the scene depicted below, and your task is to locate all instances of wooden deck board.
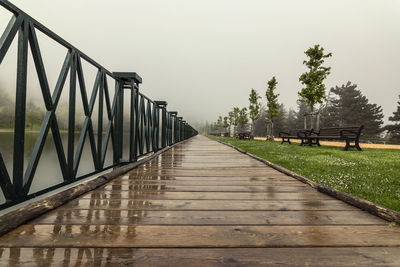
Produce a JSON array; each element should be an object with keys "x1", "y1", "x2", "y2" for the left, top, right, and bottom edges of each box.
[{"x1": 0, "y1": 135, "x2": 399, "y2": 265}]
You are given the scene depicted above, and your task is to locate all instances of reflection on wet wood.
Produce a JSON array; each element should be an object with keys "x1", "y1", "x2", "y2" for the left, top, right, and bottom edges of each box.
[
  {"x1": 100, "y1": 184, "x2": 314, "y2": 192},
  {"x1": 60, "y1": 199, "x2": 358, "y2": 211},
  {"x1": 78, "y1": 191, "x2": 335, "y2": 200},
  {"x1": 1, "y1": 225, "x2": 400, "y2": 247},
  {"x1": 1, "y1": 247, "x2": 400, "y2": 267},
  {"x1": 29, "y1": 210, "x2": 385, "y2": 225},
  {"x1": 0, "y1": 135, "x2": 399, "y2": 265},
  {"x1": 109, "y1": 179, "x2": 305, "y2": 186}
]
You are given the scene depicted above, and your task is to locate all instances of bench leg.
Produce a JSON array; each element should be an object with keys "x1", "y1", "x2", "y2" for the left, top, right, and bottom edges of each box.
[
  {"x1": 316, "y1": 139, "x2": 321, "y2": 146},
  {"x1": 308, "y1": 138, "x2": 313, "y2": 146},
  {"x1": 300, "y1": 139, "x2": 304, "y2": 146},
  {"x1": 355, "y1": 139, "x2": 362, "y2": 151},
  {"x1": 344, "y1": 140, "x2": 350, "y2": 151}
]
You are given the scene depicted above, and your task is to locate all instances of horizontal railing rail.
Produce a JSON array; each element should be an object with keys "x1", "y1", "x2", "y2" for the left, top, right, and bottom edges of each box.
[{"x1": 0, "y1": 0, "x2": 197, "y2": 209}]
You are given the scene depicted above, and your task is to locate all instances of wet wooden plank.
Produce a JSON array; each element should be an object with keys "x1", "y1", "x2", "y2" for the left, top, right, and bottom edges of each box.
[
  {"x1": 99, "y1": 184, "x2": 314, "y2": 192},
  {"x1": 60, "y1": 199, "x2": 358, "y2": 211},
  {"x1": 79, "y1": 191, "x2": 334, "y2": 200},
  {"x1": 29, "y1": 210, "x2": 386, "y2": 225},
  {"x1": 108, "y1": 180, "x2": 305, "y2": 186},
  {"x1": 116, "y1": 176, "x2": 296, "y2": 181},
  {"x1": 2, "y1": 247, "x2": 399, "y2": 266},
  {"x1": 128, "y1": 170, "x2": 291, "y2": 177},
  {"x1": 1, "y1": 225, "x2": 400, "y2": 247}
]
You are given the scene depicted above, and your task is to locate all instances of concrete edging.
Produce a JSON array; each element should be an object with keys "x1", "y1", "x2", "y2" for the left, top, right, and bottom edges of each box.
[
  {"x1": 215, "y1": 138, "x2": 400, "y2": 224},
  {"x1": 0, "y1": 137, "x2": 194, "y2": 236}
]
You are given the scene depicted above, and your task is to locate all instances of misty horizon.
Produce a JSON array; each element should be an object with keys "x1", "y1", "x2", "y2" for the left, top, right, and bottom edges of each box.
[{"x1": 0, "y1": 0, "x2": 399, "y2": 126}]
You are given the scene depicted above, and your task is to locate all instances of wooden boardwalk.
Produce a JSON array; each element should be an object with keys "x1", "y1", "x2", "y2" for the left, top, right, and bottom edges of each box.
[{"x1": 0, "y1": 135, "x2": 399, "y2": 266}]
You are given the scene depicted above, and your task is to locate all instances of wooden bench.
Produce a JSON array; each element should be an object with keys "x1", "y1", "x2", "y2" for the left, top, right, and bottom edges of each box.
[
  {"x1": 279, "y1": 129, "x2": 310, "y2": 145},
  {"x1": 308, "y1": 126, "x2": 364, "y2": 150},
  {"x1": 237, "y1": 132, "x2": 253, "y2": 140}
]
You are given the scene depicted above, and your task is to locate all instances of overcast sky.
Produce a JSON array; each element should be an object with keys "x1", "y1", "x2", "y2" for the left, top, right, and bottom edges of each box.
[{"x1": 1, "y1": 0, "x2": 400, "y2": 125}]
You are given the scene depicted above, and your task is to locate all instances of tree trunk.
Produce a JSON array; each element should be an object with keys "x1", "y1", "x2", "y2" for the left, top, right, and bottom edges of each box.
[
  {"x1": 310, "y1": 106, "x2": 314, "y2": 129},
  {"x1": 271, "y1": 120, "x2": 274, "y2": 137}
]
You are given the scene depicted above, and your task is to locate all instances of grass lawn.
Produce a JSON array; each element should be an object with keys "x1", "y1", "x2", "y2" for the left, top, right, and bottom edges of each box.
[{"x1": 207, "y1": 135, "x2": 400, "y2": 212}]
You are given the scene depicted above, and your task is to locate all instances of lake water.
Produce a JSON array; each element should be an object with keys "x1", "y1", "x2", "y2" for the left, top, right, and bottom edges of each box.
[{"x1": 0, "y1": 131, "x2": 130, "y2": 204}]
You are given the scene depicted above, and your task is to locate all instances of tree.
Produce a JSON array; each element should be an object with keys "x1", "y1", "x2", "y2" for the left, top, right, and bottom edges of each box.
[
  {"x1": 321, "y1": 82, "x2": 384, "y2": 139},
  {"x1": 265, "y1": 76, "x2": 280, "y2": 138},
  {"x1": 272, "y1": 104, "x2": 288, "y2": 136},
  {"x1": 248, "y1": 88, "x2": 261, "y2": 135},
  {"x1": 26, "y1": 100, "x2": 45, "y2": 130},
  {"x1": 287, "y1": 108, "x2": 297, "y2": 131},
  {"x1": 223, "y1": 116, "x2": 229, "y2": 134},
  {"x1": 0, "y1": 87, "x2": 14, "y2": 128},
  {"x1": 237, "y1": 107, "x2": 249, "y2": 133},
  {"x1": 298, "y1": 44, "x2": 332, "y2": 128},
  {"x1": 254, "y1": 108, "x2": 268, "y2": 137},
  {"x1": 385, "y1": 95, "x2": 400, "y2": 144},
  {"x1": 294, "y1": 101, "x2": 311, "y2": 129},
  {"x1": 216, "y1": 116, "x2": 223, "y2": 134},
  {"x1": 228, "y1": 107, "x2": 240, "y2": 135}
]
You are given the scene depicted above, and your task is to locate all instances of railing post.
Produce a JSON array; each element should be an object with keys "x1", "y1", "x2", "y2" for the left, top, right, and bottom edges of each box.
[
  {"x1": 177, "y1": 117, "x2": 183, "y2": 142},
  {"x1": 112, "y1": 72, "x2": 142, "y2": 163},
  {"x1": 170, "y1": 112, "x2": 178, "y2": 144},
  {"x1": 13, "y1": 18, "x2": 29, "y2": 196},
  {"x1": 155, "y1": 101, "x2": 167, "y2": 148}
]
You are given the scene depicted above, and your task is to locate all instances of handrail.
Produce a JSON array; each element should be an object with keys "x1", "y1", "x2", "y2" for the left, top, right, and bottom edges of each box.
[{"x1": 0, "y1": 0, "x2": 198, "y2": 209}]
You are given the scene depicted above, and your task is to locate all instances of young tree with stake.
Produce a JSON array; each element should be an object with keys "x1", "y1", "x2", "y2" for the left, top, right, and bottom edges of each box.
[
  {"x1": 248, "y1": 88, "x2": 261, "y2": 136},
  {"x1": 265, "y1": 76, "x2": 280, "y2": 139},
  {"x1": 228, "y1": 107, "x2": 240, "y2": 135},
  {"x1": 237, "y1": 107, "x2": 249, "y2": 133},
  {"x1": 298, "y1": 44, "x2": 332, "y2": 129}
]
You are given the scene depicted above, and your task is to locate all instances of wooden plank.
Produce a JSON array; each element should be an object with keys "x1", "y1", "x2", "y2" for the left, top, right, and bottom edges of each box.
[
  {"x1": 108, "y1": 180, "x2": 305, "y2": 186},
  {"x1": 116, "y1": 176, "x2": 296, "y2": 181},
  {"x1": 28, "y1": 210, "x2": 386, "y2": 225},
  {"x1": 1, "y1": 225, "x2": 400, "y2": 247},
  {"x1": 128, "y1": 170, "x2": 289, "y2": 177},
  {"x1": 2, "y1": 247, "x2": 398, "y2": 266},
  {"x1": 99, "y1": 184, "x2": 314, "y2": 192},
  {"x1": 59, "y1": 199, "x2": 357, "y2": 211},
  {"x1": 79, "y1": 191, "x2": 334, "y2": 200}
]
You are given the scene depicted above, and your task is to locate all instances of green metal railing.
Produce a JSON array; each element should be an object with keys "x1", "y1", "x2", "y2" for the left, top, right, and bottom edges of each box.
[{"x1": 0, "y1": 0, "x2": 197, "y2": 209}]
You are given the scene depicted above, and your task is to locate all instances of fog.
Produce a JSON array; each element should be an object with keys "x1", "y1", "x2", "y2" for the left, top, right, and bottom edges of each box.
[{"x1": 1, "y1": 0, "x2": 400, "y2": 125}]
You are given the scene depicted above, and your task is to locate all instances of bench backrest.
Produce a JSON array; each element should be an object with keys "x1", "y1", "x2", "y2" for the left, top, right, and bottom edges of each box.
[
  {"x1": 290, "y1": 129, "x2": 309, "y2": 137},
  {"x1": 318, "y1": 126, "x2": 363, "y2": 138}
]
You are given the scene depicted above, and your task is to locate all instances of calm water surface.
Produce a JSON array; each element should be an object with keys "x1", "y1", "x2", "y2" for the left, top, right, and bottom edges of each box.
[{"x1": 0, "y1": 132, "x2": 131, "y2": 204}]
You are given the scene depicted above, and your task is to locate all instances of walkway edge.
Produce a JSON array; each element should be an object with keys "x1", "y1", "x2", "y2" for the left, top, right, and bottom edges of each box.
[
  {"x1": 215, "y1": 138, "x2": 400, "y2": 224},
  {"x1": 0, "y1": 138, "x2": 193, "y2": 236}
]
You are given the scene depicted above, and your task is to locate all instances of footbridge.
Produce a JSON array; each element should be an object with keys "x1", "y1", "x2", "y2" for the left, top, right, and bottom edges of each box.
[{"x1": 0, "y1": 1, "x2": 399, "y2": 265}]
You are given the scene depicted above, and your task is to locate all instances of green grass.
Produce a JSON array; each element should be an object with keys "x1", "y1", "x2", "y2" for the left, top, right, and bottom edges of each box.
[{"x1": 207, "y1": 135, "x2": 400, "y2": 212}]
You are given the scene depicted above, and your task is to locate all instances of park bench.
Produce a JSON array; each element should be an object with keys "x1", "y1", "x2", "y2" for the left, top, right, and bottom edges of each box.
[
  {"x1": 237, "y1": 132, "x2": 253, "y2": 140},
  {"x1": 308, "y1": 125, "x2": 364, "y2": 151},
  {"x1": 279, "y1": 129, "x2": 310, "y2": 145}
]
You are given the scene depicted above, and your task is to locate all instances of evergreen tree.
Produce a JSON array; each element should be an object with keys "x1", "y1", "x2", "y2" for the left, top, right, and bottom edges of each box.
[
  {"x1": 273, "y1": 104, "x2": 288, "y2": 136},
  {"x1": 385, "y1": 95, "x2": 400, "y2": 144},
  {"x1": 322, "y1": 82, "x2": 384, "y2": 139},
  {"x1": 286, "y1": 108, "x2": 297, "y2": 131},
  {"x1": 294, "y1": 101, "x2": 311, "y2": 129},
  {"x1": 254, "y1": 108, "x2": 268, "y2": 137},
  {"x1": 265, "y1": 76, "x2": 280, "y2": 137},
  {"x1": 248, "y1": 88, "x2": 261, "y2": 135},
  {"x1": 298, "y1": 44, "x2": 332, "y2": 128}
]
